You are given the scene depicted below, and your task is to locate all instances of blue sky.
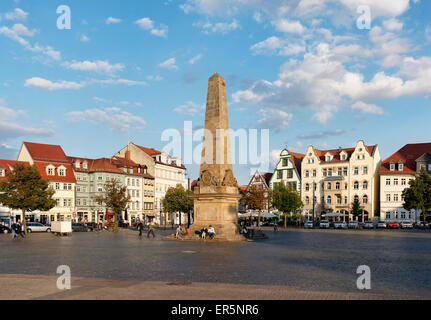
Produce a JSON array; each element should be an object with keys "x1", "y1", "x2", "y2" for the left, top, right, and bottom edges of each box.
[{"x1": 0, "y1": 0, "x2": 430, "y2": 185}]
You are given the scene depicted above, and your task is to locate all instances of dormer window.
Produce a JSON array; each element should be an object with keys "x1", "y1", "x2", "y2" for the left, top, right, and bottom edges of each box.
[
  {"x1": 398, "y1": 163, "x2": 404, "y2": 171},
  {"x1": 75, "y1": 161, "x2": 80, "y2": 169},
  {"x1": 59, "y1": 168, "x2": 66, "y2": 177},
  {"x1": 0, "y1": 168, "x2": 5, "y2": 177},
  {"x1": 389, "y1": 163, "x2": 395, "y2": 171},
  {"x1": 47, "y1": 166, "x2": 55, "y2": 176},
  {"x1": 83, "y1": 161, "x2": 88, "y2": 169}
]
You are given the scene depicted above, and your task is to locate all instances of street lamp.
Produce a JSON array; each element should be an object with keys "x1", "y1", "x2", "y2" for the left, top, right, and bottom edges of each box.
[{"x1": 312, "y1": 182, "x2": 316, "y2": 225}]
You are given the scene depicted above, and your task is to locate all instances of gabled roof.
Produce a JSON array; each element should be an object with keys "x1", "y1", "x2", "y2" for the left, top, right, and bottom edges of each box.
[
  {"x1": 290, "y1": 151, "x2": 305, "y2": 173},
  {"x1": 0, "y1": 160, "x2": 27, "y2": 180},
  {"x1": 23, "y1": 142, "x2": 69, "y2": 163},
  {"x1": 132, "y1": 143, "x2": 161, "y2": 156},
  {"x1": 380, "y1": 143, "x2": 431, "y2": 175},
  {"x1": 312, "y1": 145, "x2": 376, "y2": 163},
  {"x1": 260, "y1": 172, "x2": 273, "y2": 185}
]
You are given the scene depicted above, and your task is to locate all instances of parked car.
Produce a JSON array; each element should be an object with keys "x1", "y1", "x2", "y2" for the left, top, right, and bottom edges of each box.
[
  {"x1": 363, "y1": 221, "x2": 375, "y2": 229},
  {"x1": 334, "y1": 221, "x2": 347, "y2": 229},
  {"x1": 26, "y1": 222, "x2": 51, "y2": 233},
  {"x1": 305, "y1": 221, "x2": 314, "y2": 229},
  {"x1": 415, "y1": 221, "x2": 430, "y2": 229},
  {"x1": 72, "y1": 223, "x2": 93, "y2": 232},
  {"x1": 348, "y1": 221, "x2": 359, "y2": 229},
  {"x1": 319, "y1": 220, "x2": 330, "y2": 229},
  {"x1": 377, "y1": 221, "x2": 387, "y2": 229},
  {"x1": 0, "y1": 225, "x2": 11, "y2": 234},
  {"x1": 400, "y1": 220, "x2": 414, "y2": 229},
  {"x1": 387, "y1": 221, "x2": 400, "y2": 229}
]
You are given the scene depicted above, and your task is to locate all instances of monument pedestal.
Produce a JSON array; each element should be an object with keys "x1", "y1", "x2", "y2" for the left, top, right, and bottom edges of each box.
[{"x1": 187, "y1": 191, "x2": 245, "y2": 241}]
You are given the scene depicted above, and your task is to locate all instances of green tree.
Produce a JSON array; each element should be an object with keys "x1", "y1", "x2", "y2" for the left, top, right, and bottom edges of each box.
[
  {"x1": 94, "y1": 179, "x2": 130, "y2": 232},
  {"x1": 0, "y1": 163, "x2": 56, "y2": 234},
  {"x1": 270, "y1": 182, "x2": 303, "y2": 228},
  {"x1": 351, "y1": 198, "x2": 363, "y2": 222},
  {"x1": 402, "y1": 168, "x2": 431, "y2": 223},
  {"x1": 162, "y1": 184, "x2": 193, "y2": 225},
  {"x1": 244, "y1": 184, "x2": 267, "y2": 229}
]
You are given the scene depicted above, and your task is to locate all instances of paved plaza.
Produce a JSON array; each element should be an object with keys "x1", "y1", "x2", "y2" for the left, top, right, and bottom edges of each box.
[{"x1": 0, "y1": 227, "x2": 430, "y2": 300}]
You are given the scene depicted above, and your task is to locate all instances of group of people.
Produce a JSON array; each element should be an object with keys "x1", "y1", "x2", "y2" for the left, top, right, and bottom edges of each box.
[
  {"x1": 137, "y1": 221, "x2": 156, "y2": 238},
  {"x1": 11, "y1": 221, "x2": 25, "y2": 239},
  {"x1": 199, "y1": 225, "x2": 215, "y2": 239}
]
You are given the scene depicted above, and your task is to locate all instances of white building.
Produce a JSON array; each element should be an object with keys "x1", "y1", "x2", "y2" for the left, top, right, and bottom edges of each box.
[{"x1": 380, "y1": 143, "x2": 431, "y2": 223}]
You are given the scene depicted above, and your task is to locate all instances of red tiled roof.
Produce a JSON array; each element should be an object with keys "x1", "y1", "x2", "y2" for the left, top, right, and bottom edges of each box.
[
  {"x1": 380, "y1": 143, "x2": 431, "y2": 175},
  {"x1": 290, "y1": 152, "x2": 305, "y2": 174},
  {"x1": 23, "y1": 142, "x2": 69, "y2": 163},
  {"x1": 132, "y1": 143, "x2": 161, "y2": 156},
  {"x1": 33, "y1": 161, "x2": 76, "y2": 182},
  {"x1": 0, "y1": 160, "x2": 27, "y2": 180}
]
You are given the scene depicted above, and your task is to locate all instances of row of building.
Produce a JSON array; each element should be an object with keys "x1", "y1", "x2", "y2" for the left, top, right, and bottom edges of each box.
[
  {"x1": 239, "y1": 141, "x2": 431, "y2": 223},
  {"x1": 0, "y1": 141, "x2": 188, "y2": 226}
]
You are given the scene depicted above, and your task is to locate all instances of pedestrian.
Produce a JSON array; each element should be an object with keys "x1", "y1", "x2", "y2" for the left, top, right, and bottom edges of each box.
[
  {"x1": 207, "y1": 225, "x2": 215, "y2": 239},
  {"x1": 16, "y1": 221, "x2": 25, "y2": 238},
  {"x1": 273, "y1": 219, "x2": 278, "y2": 233},
  {"x1": 137, "y1": 221, "x2": 144, "y2": 237},
  {"x1": 11, "y1": 221, "x2": 17, "y2": 239},
  {"x1": 147, "y1": 220, "x2": 155, "y2": 238}
]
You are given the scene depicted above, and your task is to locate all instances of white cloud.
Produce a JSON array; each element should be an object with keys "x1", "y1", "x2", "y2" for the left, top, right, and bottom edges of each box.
[
  {"x1": 146, "y1": 75, "x2": 164, "y2": 81},
  {"x1": 62, "y1": 60, "x2": 125, "y2": 75},
  {"x1": 350, "y1": 101, "x2": 384, "y2": 114},
  {"x1": 257, "y1": 109, "x2": 292, "y2": 129},
  {"x1": 272, "y1": 19, "x2": 306, "y2": 34},
  {"x1": 94, "y1": 78, "x2": 147, "y2": 86},
  {"x1": 383, "y1": 18, "x2": 403, "y2": 31},
  {"x1": 4, "y1": 8, "x2": 28, "y2": 21},
  {"x1": 25, "y1": 77, "x2": 84, "y2": 91},
  {"x1": 193, "y1": 19, "x2": 240, "y2": 34},
  {"x1": 135, "y1": 17, "x2": 168, "y2": 37},
  {"x1": 105, "y1": 17, "x2": 122, "y2": 24},
  {"x1": 188, "y1": 54, "x2": 202, "y2": 65},
  {"x1": 80, "y1": 35, "x2": 90, "y2": 42},
  {"x1": 250, "y1": 36, "x2": 305, "y2": 56},
  {"x1": 66, "y1": 107, "x2": 146, "y2": 132},
  {"x1": 159, "y1": 57, "x2": 178, "y2": 70},
  {"x1": 174, "y1": 101, "x2": 204, "y2": 116}
]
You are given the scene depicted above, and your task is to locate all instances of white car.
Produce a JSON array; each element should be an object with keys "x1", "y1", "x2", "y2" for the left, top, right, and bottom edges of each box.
[
  {"x1": 319, "y1": 220, "x2": 330, "y2": 229},
  {"x1": 377, "y1": 221, "x2": 387, "y2": 229},
  {"x1": 400, "y1": 220, "x2": 413, "y2": 229},
  {"x1": 26, "y1": 222, "x2": 51, "y2": 233},
  {"x1": 363, "y1": 221, "x2": 375, "y2": 229},
  {"x1": 334, "y1": 221, "x2": 347, "y2": 229},
  {"x1": 348, "y1": 221, "x2": 359, "y2": 229}
]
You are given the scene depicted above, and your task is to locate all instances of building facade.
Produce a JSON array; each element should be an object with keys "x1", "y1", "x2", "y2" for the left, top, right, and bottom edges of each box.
[
  {"x1": 379, "y1": 143, "x2": 431, "y2": 223},
  {"x1": 301, "y1": 141, "x2": 381, "y2": 222},
  {"x1": 244, "y1": 170, "x2": 272, "y2": 212},
  {"x1": 269, "y1": 148, "x2": 304, "y2": 194}
]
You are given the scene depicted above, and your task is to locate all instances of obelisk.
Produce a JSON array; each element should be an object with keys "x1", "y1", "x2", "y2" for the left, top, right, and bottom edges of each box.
[{"x1": 189, "y1": 73, "x2": 244, "y2": 241}]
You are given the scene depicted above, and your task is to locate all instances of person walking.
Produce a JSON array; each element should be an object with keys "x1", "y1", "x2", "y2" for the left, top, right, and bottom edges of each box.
[
  {"x1": 147, "y1": 220, "x2": 155, "y2": 239},
  {"x1": 16, "y1": 221, "x2": 25, "y2": 238},
  {"x1": 137, "y1": 221, "x2": 144, "y2": 238},
  {"x1": 273, "y1": 219, "x2": 278, "y2": 233},
  {"x1": 11, "y1": 221, "x2": 17, "y2": 239}
]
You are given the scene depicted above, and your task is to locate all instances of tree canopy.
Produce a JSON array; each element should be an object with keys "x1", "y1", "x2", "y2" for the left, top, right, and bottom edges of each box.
[
  {"x1": 0, "y1": 163, "x2": 56, "y2": 233},
  {"x1": 162, "y1": 184, "x2": 193, "y2": 214},
  {"x1": 269, "y1": 181, "x2": 303, "y2": 228},
  {"x1": 402, "y1": 168, "x2": 431, "y2": 222},
  {"x1": 244, "y1": 184, "x2": 268, "y2": 229}
]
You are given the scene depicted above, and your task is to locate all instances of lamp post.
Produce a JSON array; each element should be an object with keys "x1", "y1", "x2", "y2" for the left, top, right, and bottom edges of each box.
[{"x1": 312, "y1": 182, "x2": 316, "y2": 225}]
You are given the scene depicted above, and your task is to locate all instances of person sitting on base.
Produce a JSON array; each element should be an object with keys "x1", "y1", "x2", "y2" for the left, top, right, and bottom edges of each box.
[
  {"x1": 176, "y1": 224, "x2": 184, "y2": 239},
  {"x1": 207, "y1": 225, "x2": 215, "y2": 239}
]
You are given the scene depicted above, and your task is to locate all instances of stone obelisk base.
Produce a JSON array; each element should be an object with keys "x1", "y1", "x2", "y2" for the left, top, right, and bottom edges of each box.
[{"x1": 185, "y1": 193, "x2": 246, "y2": 242}]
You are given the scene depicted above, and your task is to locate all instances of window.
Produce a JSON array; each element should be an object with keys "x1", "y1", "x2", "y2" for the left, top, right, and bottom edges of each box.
[
  {"x1": 394, "y1": 178, "x2": 398, "y2": 185},
  {"x1": 401, "y1": 178, "x2": 406, "y2": 185},
  {"x1": 386, "y1": 178, "x2": 391, "y2": 186},
  {"x1": 76, "y1": 199, "x2": 81, "y2": 206},
  {"x1": 77, "y1": 186, "x2": 81, "y2": 192},
  {"x1": 55, "y1": 183, "x2": 60, "y2": 190},
  {"x1": 132, "y1": 179, "x2": 135, "y2": 187},
  {"x1": 305, "y1": 197, "x2": 310, "y2": 205},
  {"x1": 48, "y1": 167, "x2": 54, "y2": 176},
  {"x1": 323, "y1": 169, "x2": 327, "y2": 177},
  {"x1": 386, "y1": 213, "x2": 391, "y2": 219},
  {"x1": 136, "y1": 180, "x2": 140, "y2": 187},
  {"x1": 277, "y1": 171, "x2": 282, "y2": 179},
  {"x1": 386, "y1": 194, "x2": 391, "y2": 202},
  {"x1": 354, "y1": 181, "x2": 359, "y2": 190},
  {"x1": 305, "y1": 184, "x2": 310, "y2": 191},
  {"x1": 354, "y1": 167, "x2": 359, "y2": 175},
  {"x1": 282, "y1": 158, "x2": 288, "y2": 167},
  {"x1": 59, "y1": 168, "x2": 65, "y2": 177},
  {"x1": 343, "y1": 167, "x2": 347, "y2": 176},
  {"x1": 363, "y1": 195, "x2": 368, "y2": 204},
  {"x1": 63, "y1": 199, "x2": 67, "y2": 207},
  {"x1": 83, "y1": 162, "x2": 88, "y2": 169},
  {"x1": 287, "y1": 170, "x2": 293, "y2": 178},
  {"x1": 327, "y1": 196, "x2": 332, "y2": 204},
  {"x1": 394, "y1": 194, "x2": 399, "y2": 202},
  {"x1": 428, "y1": 164, "x2": 431, "y2": 171},
  {"x1": 363, "y1": 166, "x2": 368, "y2": 175},
  {"x1": 312, "y1": 170, "x2": 316, "y2": 177},
  {"x1": 390, "y1": 163, "x2": 395, "y2": 171},
  {"x1": 344, "y1": 196, "x2": 348, "y2": 204},
  {"x1": 305, "y1": 170, "x2": 309, "y2": 178},
  {"x1": 0, "y1": 169, "x2": 5, "y2": 177},
  {"x1": 327, "y1": 182, "x2": 332, "y2": 190},
  {"x1": 328, "y1": 168, "x2": 332, "y2": 177},
  {"x1": 338, "y1": 168, "x2": 342, "y2": 176},
  {"x1": 399, "y1": 163, "x2": 403, "y2": 171},
  {"x1": 363, "y1": 181, "x2": 368, "y2": 190},
  {"x1": 335, "y1": 182, "x2": 340, "y2": 190}
]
